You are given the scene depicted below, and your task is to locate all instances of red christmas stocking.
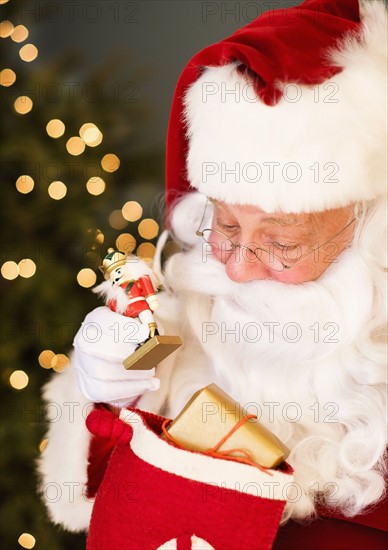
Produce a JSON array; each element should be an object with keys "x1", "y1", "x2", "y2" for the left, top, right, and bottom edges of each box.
[{"x1": 86, "y1": 407, "x2": 293, "y2": 550}]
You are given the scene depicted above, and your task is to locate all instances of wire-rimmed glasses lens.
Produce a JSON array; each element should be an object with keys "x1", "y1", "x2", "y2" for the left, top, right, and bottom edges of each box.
[{"x1": 200, "y1": 228, "x2": 286, "y2": 272}]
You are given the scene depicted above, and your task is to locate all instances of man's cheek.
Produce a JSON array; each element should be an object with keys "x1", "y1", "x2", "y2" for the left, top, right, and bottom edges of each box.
[
  {"x1": 203, "y1": 242, "x2": 229, "y2": 264},
  {"x1": 286, "y1": 260, "x2": 330, "y2": 283}
]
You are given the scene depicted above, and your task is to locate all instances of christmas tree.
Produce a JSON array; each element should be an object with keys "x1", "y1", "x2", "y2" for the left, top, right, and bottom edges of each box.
[{"x1": 1, "y1": 1, "x2": 164, "y2": 547}]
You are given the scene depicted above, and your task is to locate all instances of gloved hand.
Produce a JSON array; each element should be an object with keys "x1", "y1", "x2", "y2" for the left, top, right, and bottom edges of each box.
[{"x1": 73, "y1": 306, "x2": 160, "y2": 407}]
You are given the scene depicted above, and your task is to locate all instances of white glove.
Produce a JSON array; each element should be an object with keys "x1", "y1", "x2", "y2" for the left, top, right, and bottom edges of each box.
[{"x1": 73, "y1": 306, "x2": 160, "y2": 407}]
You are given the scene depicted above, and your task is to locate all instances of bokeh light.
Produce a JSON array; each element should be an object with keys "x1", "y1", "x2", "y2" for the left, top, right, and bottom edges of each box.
[
  {"x1": 66, "y1": 136, "x2": 85, "y2": 156},
  {"x1": 109, "y1": 210, "x2": 128, "y2": 230},
  {"x1": 48, "y1": 181, "x2": 67, "y2": 200},
  {"x1": 11, "y1": 24, "x2": 29, "y2": 43},
  {"x1": 16, "y1": 175, "x2": 34, "y2": 194},
  {"x1": 18, "y1": 259, "x2": 36, "y2": 278},
  {"x1": 80, "y1": 123, "x2": 103, "y2": 146},
  {"x1": 39, "y1": 439, "x2": 48, "y2": 453},
  {"x1": 101, "y1": 153, "x2": 120, "y2": 173},
  {"x1": 80, "y1": 123, "x2": 98, "y2": 140},
  {"x1": 86, "y1": 176, "x2": 105, "y2": 196},
  {"x1": 137, "y1": 243, "x2": 156, "y2": 260},
  {"x1": 138, "y1": 218, "x2": 159, "y2": 240},
  {"x1": 95, "y1": 229, "x2": 104, "y2": 244},
  {"x1": 51, "y1": 354, "x2": 69, "y2": 372},
  {"x1": 122, "y1": 201, "x2": 143, "y2": 222},
  {"x1": 86, "y1": 131, "x2": 103, "y2": 147},
  {"x1": 18, "y1": 533, "x2": 36, "y2": 549},
  {"x1": 1, "y1": 261, "x2": 19, "y2": 280},
  {"x1": 0, "y1": 68, "x2": 16, "y2": 86},
  {"x1": 38, "y1": 350, "x2": 55, "y2": 369},
  {"x1": 14, "y1": 96, "x2": 33, "y2": 114},
  {"x1": 77, "y1": 268, "x2": 97, "y2": 288},
  {"x1": 9, "y1": 370, "x2": 29, "y2": 390},
  {"x1": 84, "y1": 244, "x2": 100, "y2": 263},
  {"x1": 0, "y1": 20, "x2": 14, "y2": 38},
  {"x1": 46, "y1": 119, "x2": 65, "y2": 138},
  {"x1": 19, "y1": 43, "x2": 38, "y2": 62},
  {"x1": 116, "y1": 233, "x2": 136, "y2": 254},
  {"x1": 85, "y1": 130, "x2": 99, "y2": 143}
]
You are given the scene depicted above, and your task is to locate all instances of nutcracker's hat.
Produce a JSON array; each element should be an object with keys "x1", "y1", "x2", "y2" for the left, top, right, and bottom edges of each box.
[{"x1": 99, "y1": 249, "x2": 127, "y2": 280}]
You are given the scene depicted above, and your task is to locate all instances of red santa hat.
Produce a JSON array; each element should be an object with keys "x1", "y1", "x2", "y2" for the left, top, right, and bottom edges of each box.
[{"x1": 165, "y1": 0, "x2": 387, "y2": 214}]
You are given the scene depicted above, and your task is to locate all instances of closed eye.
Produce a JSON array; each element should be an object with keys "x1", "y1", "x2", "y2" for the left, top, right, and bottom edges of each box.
[
  {"x1": 215, "y1": 218, "x2": 239, "y2": 232},
  {"x1": 273, "y1": 242, "x2": 299, "y2": 251}
]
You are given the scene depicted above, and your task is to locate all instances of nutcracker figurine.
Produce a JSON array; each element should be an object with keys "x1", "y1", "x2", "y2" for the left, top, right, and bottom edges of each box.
[{"x1": 95, "y1": 248, "x2": 182, "y2": 370}]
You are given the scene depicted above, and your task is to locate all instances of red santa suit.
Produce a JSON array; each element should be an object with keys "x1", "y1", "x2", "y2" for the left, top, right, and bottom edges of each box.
[{"x1": 38, "y1": 0, "x2": 388, "y2": 548}]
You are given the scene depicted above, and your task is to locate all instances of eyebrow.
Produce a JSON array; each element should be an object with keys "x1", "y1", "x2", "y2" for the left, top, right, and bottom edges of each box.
[{"x1": 260, "y1": 217, "x2": 307, "y2": 227}]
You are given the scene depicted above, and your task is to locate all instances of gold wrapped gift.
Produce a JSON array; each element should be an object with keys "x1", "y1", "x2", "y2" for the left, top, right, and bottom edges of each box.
[{"x1": 166, "y1": 383, "x2": 290, "y2": 469}]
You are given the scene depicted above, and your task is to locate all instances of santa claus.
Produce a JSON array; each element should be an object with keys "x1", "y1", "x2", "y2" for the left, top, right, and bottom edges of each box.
[{"x1": 38, "y1": 0, "x2": 387, "y2": 548}]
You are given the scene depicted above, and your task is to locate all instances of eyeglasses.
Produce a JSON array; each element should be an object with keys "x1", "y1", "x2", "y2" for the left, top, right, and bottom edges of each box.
[{"x1": 196, "y1": 201, "x2": 356, "y2": 272}]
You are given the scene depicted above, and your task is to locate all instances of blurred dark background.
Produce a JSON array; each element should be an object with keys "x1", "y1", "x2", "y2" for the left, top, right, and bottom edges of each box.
[{"x1": 0, "y1": 1, "x2": 297, "y2": 548}]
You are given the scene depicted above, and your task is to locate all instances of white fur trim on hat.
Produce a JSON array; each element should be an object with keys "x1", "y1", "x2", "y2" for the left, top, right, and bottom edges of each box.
[{"x1": 183, "y1": 1, "x2": 387, "y2": 213}]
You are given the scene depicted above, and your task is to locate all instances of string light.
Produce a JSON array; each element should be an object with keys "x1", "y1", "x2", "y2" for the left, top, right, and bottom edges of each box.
[
  {"x1": 86, "y1": 176, "x2": 105, "y2": 196},
  {"x1": 9, "y1": 370, "x2": 29, "y2": 390},
  {"x1": 51, "y1": 354, "x2": 69, "y2": 372},
  {"x1": 122, "y1": 201, "x2": 143, "y2": 222},
  {"x1": 77, "y1": 268, "x2": 97, "y2": 288},
  {"x1": 66, "y1": 136, "x2": 85, "y2": 156},
  {"x1": 38, "y1": 350, "x2": 55, "y2": 369},
  {"x1": 138, "y1": 218, "x2": 159, "y2": 240},
  {"x1": 19, "y1": 43, "x2": 38, "y2": 62},
  {"x1": 137, "y1": 243, "x2": 156, "y2": 260},
  {"x1": 0, "y1": 0, "x2": 10, "y2": 4},
  {"x1": 46, "y1": 119, "x2": 65, "y2": 138},
  {"x1": 11, "y1": 24, "x2": 29, "y2": 43},
  {"x1": 116, "y1": 233, "x2": 136, "y2": 254},
  {"x1": 18, "y1": 259, "x2": 36, "y2": 278},
  {"x1": 109, "y1": 210, "x2": 128, "y2": 230},
  {"x1": 14, "y1": 96, "x2": 33, "y2": 114},
  {"x1": 1, "y1": 261, "x2": 19, "y2": 280},
  {"x1": 18, "y1": 533, "x2": 36, "y2": 549},
  {"x1": 0, "y1": 20, "x2": 14, "y2": 38},
  {"x1": 48, "y1": 181, "x2": 67, "y2": 200},
  {"x1": 16, "y1": 175, "x2": 34, "y2": 194},
  {"x1": 0, "y1": 68, "x2": 16, "y2": 86},
  {"x1": 101, "y1": 153, "x2": 120, "y2": 173}
]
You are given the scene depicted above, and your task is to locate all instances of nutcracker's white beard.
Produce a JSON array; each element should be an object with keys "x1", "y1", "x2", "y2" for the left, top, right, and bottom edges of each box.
[{"x1": 156, "y1": 192, "x2": 387, "y2": 522}]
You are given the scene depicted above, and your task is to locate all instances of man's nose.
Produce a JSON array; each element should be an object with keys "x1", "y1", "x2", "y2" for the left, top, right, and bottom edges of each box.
[{"x1": 224, "y1": 246, "x2": 270, "y2": 282}]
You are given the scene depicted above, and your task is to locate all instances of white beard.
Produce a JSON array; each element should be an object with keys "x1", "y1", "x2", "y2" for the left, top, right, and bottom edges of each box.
[{"x1": 139, "y1": 194, "x2": 387, "y2": 521}]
